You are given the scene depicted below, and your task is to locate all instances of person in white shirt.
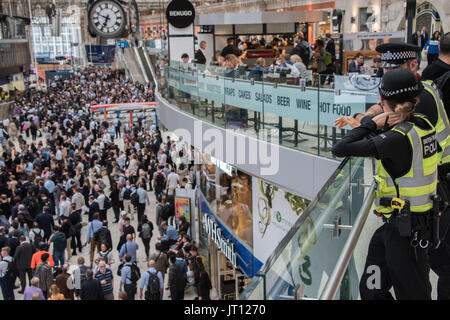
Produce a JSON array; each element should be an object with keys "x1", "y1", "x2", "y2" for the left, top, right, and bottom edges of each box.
[
  {"x1": 58, "y1": 194, "x2": 71, "y2": 221},
  {"x1": 166, "y1": 168, "x2": 180, "y2": 195},
  {"x1": 71, "y1": 187, "x2": 85, "y2": 212},
  {"x1": 96, "y1": 189, "x2": 107, "y2": 221},
  {"x1": 55, "y1": 147, "x2": 63, "y2": 161}
]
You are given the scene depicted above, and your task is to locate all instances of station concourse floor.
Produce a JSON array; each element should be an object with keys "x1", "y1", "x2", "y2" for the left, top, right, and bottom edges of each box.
[{"x1": 1, "y1": 128, "x2": 197, "y2": 301}]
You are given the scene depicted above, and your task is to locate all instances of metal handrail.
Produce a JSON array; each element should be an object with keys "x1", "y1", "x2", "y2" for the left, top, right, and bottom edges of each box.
[
  {"x1": 319, "y1": 182, "x2": 376, "y2": 300},
  {"x1": 145, "y1": 49, "x2": 159, "y2": 92}
]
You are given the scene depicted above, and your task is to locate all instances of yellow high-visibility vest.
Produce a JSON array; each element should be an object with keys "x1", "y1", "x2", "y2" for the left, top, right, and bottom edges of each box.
[
  {"x1": 374, "y1": 115, "x2": 438, "y2": 217},
  {"x1": 422, "y1": 80, "x2": 450, "y2": 165}
]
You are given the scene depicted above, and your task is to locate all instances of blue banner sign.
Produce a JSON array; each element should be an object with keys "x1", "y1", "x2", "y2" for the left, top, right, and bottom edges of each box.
[{"x1": 85, "y1": 45, "x2": 116, "y2": 63}]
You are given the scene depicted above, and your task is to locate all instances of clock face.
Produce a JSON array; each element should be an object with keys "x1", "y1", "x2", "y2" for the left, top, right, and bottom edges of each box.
[{"x1": 88, "y1": 0, "x2": 126, "y2": 38}]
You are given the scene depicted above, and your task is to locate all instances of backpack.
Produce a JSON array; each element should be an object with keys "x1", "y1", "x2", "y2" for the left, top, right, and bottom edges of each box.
[
  {"x1": 5, "y1": 259, "x2": 18, "y2": 279},
  {"x1": 140, "y1": 222, "x2": 153, "y2": 240},
  {"x1": 31, "y1": 229, "x2": 44, "y2": 247},
  {"x1": 325, "y1": 51, "x2": 332, "y2": 66},
  {"x1": 131, "y1": 191, "x2": 139, "y2": 206},
  {"x1": 155, "y1": 172, "x2": 165, "y2": 191},
  {"x1": 103, "y1": 196, "x2": 112, "y2": 210},
  {"x1": 129, "y1": 263, "x2": 141, "y2": 283},
  {"x1": 160, "y1": 203, "x2": 172, "y2": 221},
  {"x1": 145, "y1": 271, "x2": 161, "y2": 300},
  {"x1": 293, "y1": 42, "x2": 310, "y2": 66},
  {"x1": 94, "y1": 227, "x2": 110, "y2": 248},
  {"x1": 123, "y1": 187, "x2": 132, "y2": 200},
  {"x1": 79, "y1": 265, "x2": 89, "y2": 285}
]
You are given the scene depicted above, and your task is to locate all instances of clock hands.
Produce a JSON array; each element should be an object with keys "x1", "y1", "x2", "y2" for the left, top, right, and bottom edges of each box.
[{"x1": 100, "y1": 14, "x2": 111, "y2": 28}]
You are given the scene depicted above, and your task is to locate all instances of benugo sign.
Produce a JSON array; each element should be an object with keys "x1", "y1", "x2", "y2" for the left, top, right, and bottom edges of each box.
[
  {"x1": 166, "y1": 0, "x2": 196, "y2": 29},
  {"x1": 172, "y1": 71, "x2": 371, "y2": 127}
]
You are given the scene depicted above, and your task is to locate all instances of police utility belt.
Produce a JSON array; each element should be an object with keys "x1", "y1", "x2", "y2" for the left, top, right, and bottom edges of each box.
[{"x1": 374, "y1": 195, "x2": 441, "y2": 249}]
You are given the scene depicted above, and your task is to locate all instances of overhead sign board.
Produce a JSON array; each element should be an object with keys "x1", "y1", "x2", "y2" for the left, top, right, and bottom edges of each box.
[{"x1": 166, "y1": 0, "x2": 195, "y2": 28}]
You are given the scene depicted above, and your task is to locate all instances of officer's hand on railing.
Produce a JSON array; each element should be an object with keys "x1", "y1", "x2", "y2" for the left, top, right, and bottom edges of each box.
[{"x1": 333, "y1": 116, "x2": 360, "y2": 129}]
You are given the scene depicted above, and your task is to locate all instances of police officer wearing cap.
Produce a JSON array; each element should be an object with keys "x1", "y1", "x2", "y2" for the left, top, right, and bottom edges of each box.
[
  {"x1": 333, "y1": 68, "x2": 439, "y2": 300},
  {"x1": 335, "y1": 42, "x2": 450, "y2": 299}
]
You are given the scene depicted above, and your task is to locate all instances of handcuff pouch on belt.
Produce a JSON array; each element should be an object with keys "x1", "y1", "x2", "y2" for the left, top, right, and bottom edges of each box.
[{"x1": 376, "y1": 196, "x2": 441, "y2": 249}]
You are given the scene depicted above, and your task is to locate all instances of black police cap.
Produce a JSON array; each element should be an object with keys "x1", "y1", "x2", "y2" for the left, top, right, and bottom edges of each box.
[
  {"x1": 376, "y1": 43, "x2": 421, "y2": 68},
  {"x1": 378, "y1": 68, "x2": 423, "y2": 101}
]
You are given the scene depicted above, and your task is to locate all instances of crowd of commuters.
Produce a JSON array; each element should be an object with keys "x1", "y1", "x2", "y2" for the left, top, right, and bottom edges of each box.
[{"x1": 0, "y1": 66, "x2": 212, "y2": 300}]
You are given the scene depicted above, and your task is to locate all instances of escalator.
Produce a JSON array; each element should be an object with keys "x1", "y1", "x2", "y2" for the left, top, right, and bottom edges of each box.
[{"x1": 116, "y1": 47, "x2": 147, "y2": 84}]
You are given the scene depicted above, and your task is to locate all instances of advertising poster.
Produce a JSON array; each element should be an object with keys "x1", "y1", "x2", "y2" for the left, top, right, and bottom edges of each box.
[
  {"x1": 252, "y1": 177, "x2": 311, "y2": 264},
  {"x1": 175, "y1": 197, "x2": 191, "y2": 222},
  {"x1": 37, "y1": 70, "x2": 46, "y2": 87}
]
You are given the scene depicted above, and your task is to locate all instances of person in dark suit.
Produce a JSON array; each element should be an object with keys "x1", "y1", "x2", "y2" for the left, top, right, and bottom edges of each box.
[
  {"x1": 13, "y1": 235, "x2": 35, "y2": 294},
  {"x1": 194, "y1": 41, "x2": 207, "y2": 65},
  {"x1": 220, "y1": 37, "x2": 241, "y2": 58},
  {"x1": 88, "y1": 195, "x2": 100, "y2": 222},
  {"x1": 412, "y1": 30, "x2": 423, "y2": 69},
  {"x1": 69, "y1": 203, "x2": 83, "y2": 255},
  {"x1": 6, "y1": 230, "x2": 20, "y2": 257},
  {"x1": 325, "y1": 33, "x2": 336, "y2": 83},
  {"x1": 348, "y1": 53, "x2": 365, "y2": 74},
  {"x1": 80, "y1": 269, "x2": 104, "y2": 300},
  {"x1": 325, "y1": 34, "x2": 336, "y2": 61},
  {"x1": 34, "y1": 206, "x2": 54, "y2": 241},
  {"x1": 420, "y1": 26, "x2": 429, "y2": 50}
]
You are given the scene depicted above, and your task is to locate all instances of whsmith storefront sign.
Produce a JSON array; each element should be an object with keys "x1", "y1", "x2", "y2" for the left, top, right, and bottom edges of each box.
[
  {"x1": 203, "y1": 213, "x2": 238, "y2": 268},
  {"x1": 166, "y1": 0, "x2": 196, "y2": 28},
  {"x1": 198, "y1": 192, "x2": 263, "y2": 277}
]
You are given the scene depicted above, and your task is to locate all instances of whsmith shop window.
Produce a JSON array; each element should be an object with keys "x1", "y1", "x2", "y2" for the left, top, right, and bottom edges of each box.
[
  {"x1": 216, "y1": 167, "x2": 253, "y2": 248},
  {"x1": 199, "y1": 153, "x2": 253, "y2": 248}
]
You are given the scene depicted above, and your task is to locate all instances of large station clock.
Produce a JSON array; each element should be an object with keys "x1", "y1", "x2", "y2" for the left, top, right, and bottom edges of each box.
[{"x1": 88, "y1": 0, "x2": 127, "y2": 38}]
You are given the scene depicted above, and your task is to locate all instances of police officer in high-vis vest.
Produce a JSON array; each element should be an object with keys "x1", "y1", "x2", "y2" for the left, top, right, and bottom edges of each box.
[
  {"x1": 334, "y1": 43, "x2": 450, "y2": 299},
  {"x1": 332, "y1": 68, "x2": 439, "y2": 299}
]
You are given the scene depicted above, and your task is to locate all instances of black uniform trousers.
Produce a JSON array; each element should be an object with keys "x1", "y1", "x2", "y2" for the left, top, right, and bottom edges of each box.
[
  {"x1": 359, "y1": 221, "x2": 432, "y2": 300},
  {"x1": 429, "y1": 167, "x2": 450, "y2": 300}
]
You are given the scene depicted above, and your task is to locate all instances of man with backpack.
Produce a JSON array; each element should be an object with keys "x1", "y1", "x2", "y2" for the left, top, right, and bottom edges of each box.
[
  {"x1": 119, "y1": 254, "x2": 140, "y2": 300},
  {"x1": 29, "y1": 222, "x2": 45, "y2": 249},
  {"x1": 121, "y1": 181, "x2": 135, "y2": 218},
  {"x1": 139, "y1": 259, "x2": 163, "y2": 300},
  {"x1": 48, "y1": 226, "x2": 66, "y2": 267},
  {"x1": 292, "y1": 32, "x2": 312, "y2": 67},
  {"x1": 119, "y1": 234, "x2": 139, "y2": 263},
  {"x1": 69, "y1": 203, "x2": 83, "y2": 256},
  {"x1": 94, "y1": 220, "x2": 113, "y2": 252},
  {"x1": 153, "y1": 166, "x2": 166, "y2": 199},
  {"x1": 168, "y1": 254, "x2": 186, "y2": 300},
  {"x1": 96, "y1": 189, "x2": 109, "y2": 221},
  {"x1": 34, "y1": 206, "x2": 54, "y2": 242},
  {"x1": 135, "y1": 183, "x2": 149, "y2": 224},
  {"x1": 0, "y1": 246, "x2": 17, "y2": 300},
  {"x1": 73, "y1": 256, "x2": 89, "y2": 299}
]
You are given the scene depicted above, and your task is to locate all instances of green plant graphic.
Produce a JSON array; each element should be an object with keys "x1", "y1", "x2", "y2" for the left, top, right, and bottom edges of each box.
[
  {"x1": 284, "y1": 192, "x2": 310, "y2": 216},
  {"x1": 257, "y1": 180, "x2": 277, "y2": 238}
]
